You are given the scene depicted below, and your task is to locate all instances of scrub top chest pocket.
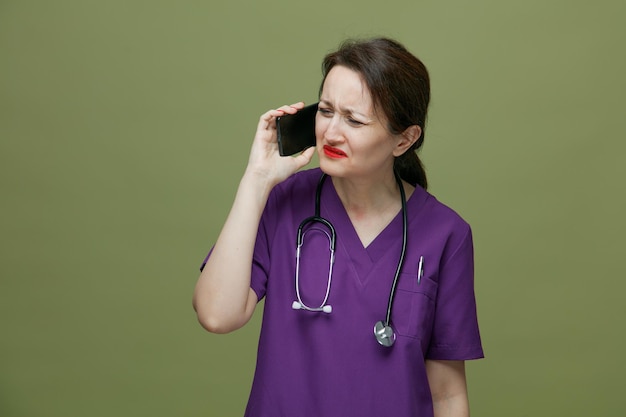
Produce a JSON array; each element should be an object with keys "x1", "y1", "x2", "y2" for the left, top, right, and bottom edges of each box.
[{"x1": 391, "y1": 269, "x2": 438, "y2": 343}]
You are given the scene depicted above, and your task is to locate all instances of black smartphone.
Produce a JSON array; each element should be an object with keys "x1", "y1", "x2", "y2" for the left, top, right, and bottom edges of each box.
[{"x1": 276, "y1": 103, "x2": 318, "y2": 156}]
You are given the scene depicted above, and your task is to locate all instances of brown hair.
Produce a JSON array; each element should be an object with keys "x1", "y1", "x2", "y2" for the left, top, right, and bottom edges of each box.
[{"x1": 320, "y1": 37, "x2": 430, "y2": 189}]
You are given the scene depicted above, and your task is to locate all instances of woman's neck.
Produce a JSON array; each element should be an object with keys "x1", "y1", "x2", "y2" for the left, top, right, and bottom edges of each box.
[
  {"x1": 331, "y1": 173, "x2": 399, "y2": 213},
  {"x1": 330, "y1": 173, "x2": 414, "y2": 247}
]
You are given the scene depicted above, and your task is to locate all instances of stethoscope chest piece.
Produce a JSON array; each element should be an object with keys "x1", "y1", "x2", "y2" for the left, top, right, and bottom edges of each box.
[{"x1": 373, "y1": 321, "x2": 396, "y2": 347}]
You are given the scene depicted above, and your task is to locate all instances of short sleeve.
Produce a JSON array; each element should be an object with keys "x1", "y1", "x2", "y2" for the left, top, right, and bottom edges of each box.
[
  {"x1": 249, "y1": 202, "x2": 273, "y2": 301},
  {"x1": 198, "y1": 188, "x2": 278, "y2": 303},
  {"x1": 426, "y1": 225, "x2": 484, "y2": 360},
  {"x1": 199, "y1": 248, "x2": 213, "y2": 272}
]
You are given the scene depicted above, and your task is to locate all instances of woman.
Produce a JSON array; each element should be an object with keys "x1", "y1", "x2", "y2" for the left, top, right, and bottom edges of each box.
[{"x1": 193, "y1": 37, "x2": 483, "y2": 417}]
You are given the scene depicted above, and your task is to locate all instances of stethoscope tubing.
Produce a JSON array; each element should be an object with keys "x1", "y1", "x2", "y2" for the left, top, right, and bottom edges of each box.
[
  {"x1": 293, "y1": 174, "x2": 337, "y2": 313},
  {"x1": 295, "y1": 224, "x2": 335, "y2": 312},
  {"x1": 383, "y1": 170, "x2": 408, "y2": 327},
  {"x1": 293, "y1": 171, "x2": 408, "y2": 347}
]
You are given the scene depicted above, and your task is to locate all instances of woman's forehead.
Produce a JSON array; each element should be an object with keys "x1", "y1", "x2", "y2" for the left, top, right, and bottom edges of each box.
[{"x1": 320, "y1": 66, "x2": 374, "y2": 116}]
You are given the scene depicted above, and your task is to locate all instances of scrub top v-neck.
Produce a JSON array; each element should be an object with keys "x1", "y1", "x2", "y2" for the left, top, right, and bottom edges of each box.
[{"x1": 317, "y1": 174, "x2": 418, "y2": 288}]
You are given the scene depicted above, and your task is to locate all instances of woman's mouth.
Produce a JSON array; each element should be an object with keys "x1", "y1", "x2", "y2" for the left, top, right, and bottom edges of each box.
[{"x1": 323, "y1": 145, "x2": 347, "y2": 159}]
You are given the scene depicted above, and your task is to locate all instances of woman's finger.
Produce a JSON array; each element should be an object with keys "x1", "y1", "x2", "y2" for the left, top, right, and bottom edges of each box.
[
  {"x1": 277, "y1": 102, "x2": 305, "y2": 114},
  {"x1": 292, "y1": 146, "x2": 316, "y2": 169},
  {"x1": 257, "y1": 102, "x2": 306, "y2": 131}
]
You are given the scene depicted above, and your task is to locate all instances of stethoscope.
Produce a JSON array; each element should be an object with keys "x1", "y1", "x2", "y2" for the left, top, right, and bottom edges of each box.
[{"x1": 291, "y1": 172, "x2": 408, "y2": 347}]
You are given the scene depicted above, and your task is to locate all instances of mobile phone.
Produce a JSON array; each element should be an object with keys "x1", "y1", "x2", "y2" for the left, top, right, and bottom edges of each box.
[{"x1": 276, "y1": 103, "x2": 318, "y2": 156}]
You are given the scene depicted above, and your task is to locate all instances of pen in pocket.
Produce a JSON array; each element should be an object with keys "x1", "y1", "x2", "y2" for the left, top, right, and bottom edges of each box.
[{"x1": 417, "y1": 256, "x2": 424, "y2": 285}]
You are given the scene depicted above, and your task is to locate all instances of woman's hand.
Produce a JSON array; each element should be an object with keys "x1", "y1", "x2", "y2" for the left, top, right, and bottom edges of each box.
[{"x1": 245, "y1": 102, "x2": 316, "y2": 187}]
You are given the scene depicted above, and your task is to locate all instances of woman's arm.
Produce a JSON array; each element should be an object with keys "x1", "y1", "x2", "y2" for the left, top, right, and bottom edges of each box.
[
  {"x1": 426, "y1": 360, "x2": 470, "y2": 417},
  {"x1": 192, "y1": 172, "x2": 273, "y2": 334},
  {"x1": 192, "y1": 103, "x2": 315, "y2": 334}
]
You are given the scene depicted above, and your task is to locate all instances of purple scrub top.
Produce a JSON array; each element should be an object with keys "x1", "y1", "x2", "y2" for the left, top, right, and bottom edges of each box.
[{"x1": 204, "y1": 168, "x2": 483, "y2": 417}]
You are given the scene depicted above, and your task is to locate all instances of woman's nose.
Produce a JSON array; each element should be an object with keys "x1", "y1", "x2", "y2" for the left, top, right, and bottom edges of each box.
[{"x1": 322, "y1": 117, "x2": 342, "y2": 142}]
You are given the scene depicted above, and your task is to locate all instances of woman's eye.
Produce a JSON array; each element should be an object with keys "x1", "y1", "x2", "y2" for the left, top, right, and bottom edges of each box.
[
  {"x1": 347, "y1": 117, "x2": 364, "y2": 126},
  {"x1": 318, "y1": 108, "x2": 332, "y2": 116}
]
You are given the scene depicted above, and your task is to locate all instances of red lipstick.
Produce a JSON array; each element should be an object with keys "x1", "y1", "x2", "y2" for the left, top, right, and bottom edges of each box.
[{"x1": 323, "y1": 145, "x2": 347, "y2": 159}]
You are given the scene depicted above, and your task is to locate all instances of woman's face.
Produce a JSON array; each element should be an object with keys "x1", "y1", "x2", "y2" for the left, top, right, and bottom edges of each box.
[{"x1": 315, "y1": 65, "x2": 401, "y2": 181}]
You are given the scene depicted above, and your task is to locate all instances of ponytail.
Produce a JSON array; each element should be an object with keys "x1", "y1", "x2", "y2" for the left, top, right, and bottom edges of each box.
[{"x1": 394, "y1": 150, "x2": 427, "y2": 189}]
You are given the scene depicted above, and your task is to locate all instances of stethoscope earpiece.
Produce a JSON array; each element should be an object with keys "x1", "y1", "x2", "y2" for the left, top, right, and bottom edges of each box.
[{"x1": 292, "y1": 300, "x2": 332, "y2": 314}]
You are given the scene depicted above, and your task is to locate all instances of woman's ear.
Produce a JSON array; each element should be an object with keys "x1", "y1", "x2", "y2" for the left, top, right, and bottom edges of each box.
[{"x1": 393, "y1": 125, "x2": 422, "y2": 157}]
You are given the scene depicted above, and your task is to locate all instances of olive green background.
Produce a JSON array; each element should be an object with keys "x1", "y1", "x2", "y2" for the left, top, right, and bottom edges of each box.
[{"x1": 1, "y1": 1, "x2": 625, "y2": 416}]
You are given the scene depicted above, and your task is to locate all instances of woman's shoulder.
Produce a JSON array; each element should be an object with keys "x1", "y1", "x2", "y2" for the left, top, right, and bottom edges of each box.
[
  {"x1": 263, "y1": 168, "x2": 322, "y2": 215},
  {"x1": 413, "y1": 186, "x2": 471, "y2": 235},
  {"x1": 272, "y1": 167, "x2": 322, "y2": 198}
]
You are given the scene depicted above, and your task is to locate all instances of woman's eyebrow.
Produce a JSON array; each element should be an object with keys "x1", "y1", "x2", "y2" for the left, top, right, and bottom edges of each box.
[{"x1": 319, "y1": 100, "x2": 372, "y2": 120}]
